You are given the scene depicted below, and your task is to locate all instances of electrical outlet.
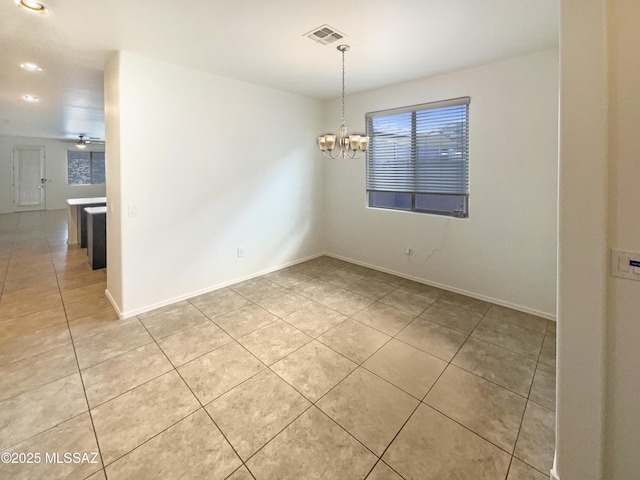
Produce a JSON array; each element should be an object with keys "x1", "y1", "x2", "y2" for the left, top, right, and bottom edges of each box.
[
  {"x1": 128, "y1": 204, "x2": 138, "y2": 217},
  {"x1": 405, "y1": 247, "x2": 412, "y2": 256},
  {"x1": 237, "y1": 247, "x2": 244, "y2": 258}
]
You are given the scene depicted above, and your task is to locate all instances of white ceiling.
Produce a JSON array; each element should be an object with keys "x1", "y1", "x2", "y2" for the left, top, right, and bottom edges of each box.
[{"x1": 0, "y1": 0, "x2": 559, "y2": 141}]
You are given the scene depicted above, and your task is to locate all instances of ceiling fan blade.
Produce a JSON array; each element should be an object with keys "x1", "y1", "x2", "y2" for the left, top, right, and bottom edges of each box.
[{"x1": 58, "y1": 138, "x2": 106, "y2": 144}]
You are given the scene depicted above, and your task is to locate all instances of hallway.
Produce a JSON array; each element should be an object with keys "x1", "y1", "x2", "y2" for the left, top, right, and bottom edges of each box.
[{"x1": 0, "y1": 210, "x2": 110, "y2": 478}]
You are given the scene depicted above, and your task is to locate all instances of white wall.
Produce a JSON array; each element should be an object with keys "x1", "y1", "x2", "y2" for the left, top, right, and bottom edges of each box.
[
  {"x1": 324, "y1": 48, "x2": 559, "y2": 318},
  {"x1": 605, "y1": 0, "x2": 640, "y2": 477},
  {"x1": 555, "y1": 0, "x2": 640, "y2": 477},
  {"x1": 557, "y1": 1, "x2": 640, "y2": 478},
  {"x1": 555, "y1": 1, "x2": 608, "y2": 478},
  {"x1": 104, "y1": 53, "x2": 123, "y2": 311},
  {"x1": 104, "y1": 51, "x2": 324, "y2": 316},
  {"x1": 0, "y1": 135, "x2": 105, "y2": 213}
]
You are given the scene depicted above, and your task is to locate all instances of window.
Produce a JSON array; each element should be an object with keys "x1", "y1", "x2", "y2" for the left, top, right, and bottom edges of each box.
[
  {"x1": 67, "y1": 151, "x2": 106, "y2": 185},
  {"x1": 366, "y1": 97, "x2": 470, "y2": 217}
]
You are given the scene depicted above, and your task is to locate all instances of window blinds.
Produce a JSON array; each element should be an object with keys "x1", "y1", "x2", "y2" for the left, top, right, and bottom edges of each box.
[{"x1": 366, "y1": 97, "x2": 470, "y2": 196}]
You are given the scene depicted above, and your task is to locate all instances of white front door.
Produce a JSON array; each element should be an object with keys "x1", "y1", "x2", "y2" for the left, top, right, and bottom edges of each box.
[{"x1": 13, "y1": 146, "x2": 46, "y2": 212}]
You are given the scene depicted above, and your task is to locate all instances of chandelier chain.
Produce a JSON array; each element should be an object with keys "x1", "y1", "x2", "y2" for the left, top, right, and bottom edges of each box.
[{"x1": 341, "y1": 48, "x2": 345, "y2": 125}]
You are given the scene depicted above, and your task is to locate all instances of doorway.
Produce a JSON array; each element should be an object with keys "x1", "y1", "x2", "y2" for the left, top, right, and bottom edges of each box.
[{"x1": 13, "y1": 146, "x2": 46, "y2": 212}]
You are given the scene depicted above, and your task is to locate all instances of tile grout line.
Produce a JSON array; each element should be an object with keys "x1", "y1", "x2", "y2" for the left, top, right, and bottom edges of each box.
[
  {"x1": 0, "y1": 218, "x2": 556, "y2": 478},
  {"x1": 91, "y1": 318, "x2": 234, "y2": 474},
  {"x1": 0, "y1": 212, "x2": 105, "y2": 473},
  {"x1": 164, "y1": 279, "x2": 403, "y2": 474},
  {"x1": 441, "y1": 310, "x2": 542, "y2": 401},
  {"x1": 505, "y1": 319, "x2": 556, "y2": 476},
  {"x1": 481, "y1": 299, "x2": 536, "y2": 476},
  {"x1": 364, "y1": 459, "x2": 409, "y2": 480},
  {"x1": 48, "y1": 215, "x2": 108, "y2": 476},
  {"x1": 236, "y1": 277, "x2": 427, "y2": 473},
  {"x1": 135, "y1": 318, "x2": 265, "y2": 479},
  {"x1": 0, "y1": 409, "x2": 90, "y2": 454},
  {"x1": 411, "y1": 307, "x2": 529, "y2": 463},
  {"x1": 372, "y1": 304, "x2": 524, "y2": 464}
]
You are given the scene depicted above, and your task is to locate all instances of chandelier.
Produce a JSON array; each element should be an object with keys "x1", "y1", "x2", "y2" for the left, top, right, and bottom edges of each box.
[{"x1": 317, "y1": 45, "x2": 369, "y2": 159}]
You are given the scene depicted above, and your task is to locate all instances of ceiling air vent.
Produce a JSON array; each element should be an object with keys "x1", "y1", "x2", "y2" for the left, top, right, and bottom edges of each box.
[{"x1": 304, "y1": 25, "x2": 345, "y2": 45}]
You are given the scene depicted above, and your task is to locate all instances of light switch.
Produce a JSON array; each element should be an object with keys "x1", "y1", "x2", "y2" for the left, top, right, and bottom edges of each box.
[
  {"x1": 618, "y1": 256, "x2": 630, "y2": 272},
  {"x1": 611, "y1": 249, "x2": 640, "y2": 281}
]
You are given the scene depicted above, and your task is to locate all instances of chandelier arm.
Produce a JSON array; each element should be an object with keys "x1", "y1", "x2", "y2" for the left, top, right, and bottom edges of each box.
[
  {"x1": 322, "y1": 149, "x2": 342, "y2": 159},
  {"x1": 345, "y1": 149, "x2": 365, "y2": 160},
  {"x1": 322, "y1": 146, "x2": 366, "y2": 160}
]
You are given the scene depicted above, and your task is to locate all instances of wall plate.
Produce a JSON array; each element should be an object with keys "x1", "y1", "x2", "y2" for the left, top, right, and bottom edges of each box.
[{"x1": 611, "y1": 249, "x2": 640, "y2": 281}]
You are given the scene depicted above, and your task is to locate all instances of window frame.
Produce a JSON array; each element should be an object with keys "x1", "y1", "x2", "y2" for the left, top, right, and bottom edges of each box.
[
  {"x1": 67, "y1": 150, "x2": 106, "y2": 186},
  {"x1": 365, "y1": 97, "x2": 470, "y2": 218}
]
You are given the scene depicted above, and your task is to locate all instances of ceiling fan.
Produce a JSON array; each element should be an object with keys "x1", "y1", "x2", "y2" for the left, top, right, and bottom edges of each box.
[{"x1": 60, "y1": 135, "x2": 106, "y2": 148}]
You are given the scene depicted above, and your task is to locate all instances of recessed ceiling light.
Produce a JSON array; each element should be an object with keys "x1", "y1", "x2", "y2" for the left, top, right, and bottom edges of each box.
[
  {"x1": 20, "y1": 62, "x2": 42, "y2": 72},
  {"x1": 23, "y1": 95, "x2": 39, "y2": 102},
  {"x1": 16, "y1": 0, "x2": 48, "y2": 13}
]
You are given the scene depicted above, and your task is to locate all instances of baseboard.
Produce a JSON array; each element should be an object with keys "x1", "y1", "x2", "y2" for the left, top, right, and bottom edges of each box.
[
  {"x1": 104, "y1": 288, "x2": 125, "y2": 319},
  {"x1": 105, "y1": 250, "x2": 556, "y2": 322},
  {"x1": 550, "y1": 451, "x2": 559, "y2": 480},
  {"x1": 324, "y1": 252, "x2": 557, "y2": 321},
  {"x1": 110, "y1": 252, "x2": 324, "y2": 319}
]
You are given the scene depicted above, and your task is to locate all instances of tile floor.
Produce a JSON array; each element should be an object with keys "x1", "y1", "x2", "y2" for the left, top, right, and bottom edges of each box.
[{"x1": 0, "y1": 210, "x2": 556, "y2": 480}]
